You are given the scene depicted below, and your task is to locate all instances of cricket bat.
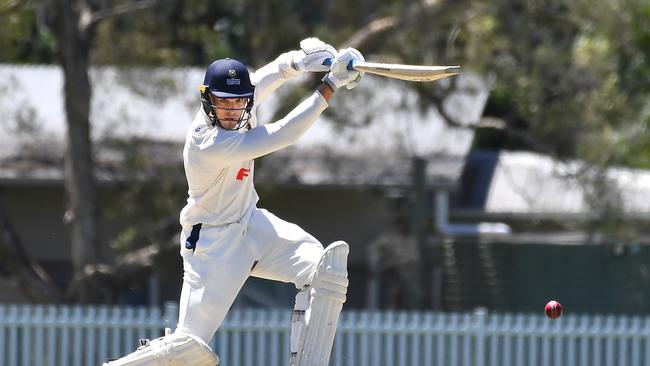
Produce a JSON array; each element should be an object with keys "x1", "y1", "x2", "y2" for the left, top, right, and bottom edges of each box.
[{"x1": 323, "y1": 58, "x2": 461, "y2": 82}]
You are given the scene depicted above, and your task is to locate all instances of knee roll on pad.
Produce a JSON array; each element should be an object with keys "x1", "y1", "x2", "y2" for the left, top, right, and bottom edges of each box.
[
  {"x1": 103, "y1": 329, "x2": 220, "y2": 366},
  {"x1": 292, "y1": 241, "x2": 349, "y2": 366}
]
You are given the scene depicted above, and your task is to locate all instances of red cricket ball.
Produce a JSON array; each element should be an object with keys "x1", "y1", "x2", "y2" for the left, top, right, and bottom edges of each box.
[{"x1": 545, "y1": 300, "x2": 563, "y2": 319}]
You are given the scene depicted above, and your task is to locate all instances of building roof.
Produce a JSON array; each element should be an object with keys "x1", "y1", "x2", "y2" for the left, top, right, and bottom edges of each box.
[{"x1": 484, "y1": 151, "x2": 650, "y2": 215}]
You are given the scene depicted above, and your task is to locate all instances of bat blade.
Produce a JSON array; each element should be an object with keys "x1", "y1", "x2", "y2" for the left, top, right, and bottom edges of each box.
[{"x1": 351, "y1": 61, "x2": 461, "y2": 82}]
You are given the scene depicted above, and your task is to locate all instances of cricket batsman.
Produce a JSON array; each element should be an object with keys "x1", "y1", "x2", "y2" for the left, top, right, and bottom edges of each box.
[{"x1": 105, "y1": 38, "x2": 364, "y2": 365}]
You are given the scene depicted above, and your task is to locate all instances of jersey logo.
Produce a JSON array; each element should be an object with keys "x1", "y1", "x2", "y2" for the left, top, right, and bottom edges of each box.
[{"x1": 236, "y1": 168, "x2": 250, "y2": 181}]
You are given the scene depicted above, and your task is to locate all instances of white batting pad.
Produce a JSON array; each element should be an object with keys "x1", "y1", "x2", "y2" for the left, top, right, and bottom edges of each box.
[
  {"x1": 103, "y1": 330, "x2": 219, "y2": 366},
  {"x1": 294, "y1": 241, "x2": 349, "y2": 366}
]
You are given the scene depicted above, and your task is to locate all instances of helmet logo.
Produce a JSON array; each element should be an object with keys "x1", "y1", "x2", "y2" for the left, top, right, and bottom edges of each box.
[{"x1": 226, "y1": 69, "x2": 241, "y2": 85}]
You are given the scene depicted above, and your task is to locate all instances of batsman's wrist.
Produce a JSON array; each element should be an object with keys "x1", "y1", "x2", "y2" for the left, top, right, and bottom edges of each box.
[{"x1": 318, "y1": 82, "x2": 335, "y2": 101}]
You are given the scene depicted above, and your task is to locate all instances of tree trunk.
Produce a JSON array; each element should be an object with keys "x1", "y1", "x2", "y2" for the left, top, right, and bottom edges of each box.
[{"x1": 51, "y1": 0, "x2": 98, "y2": 302}]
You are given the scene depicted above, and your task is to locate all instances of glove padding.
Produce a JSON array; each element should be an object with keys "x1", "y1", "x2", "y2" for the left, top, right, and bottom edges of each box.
[
  {"x1": 292, "y1": 37, "x2": 337, "y2": 73},
  {"x1": 322, "y1": 47, "x2": 365, "y2": 90}
]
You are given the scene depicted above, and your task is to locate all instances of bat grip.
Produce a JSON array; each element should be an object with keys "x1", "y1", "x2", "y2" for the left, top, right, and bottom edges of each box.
[{"x1": 321, "y1": 58, "x2": 357, "y2": 71}]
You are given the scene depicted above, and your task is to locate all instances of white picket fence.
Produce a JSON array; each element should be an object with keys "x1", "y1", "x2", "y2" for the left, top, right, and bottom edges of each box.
[{"x1": 1, "y1": 303, "x2": 650, "y2": 366}]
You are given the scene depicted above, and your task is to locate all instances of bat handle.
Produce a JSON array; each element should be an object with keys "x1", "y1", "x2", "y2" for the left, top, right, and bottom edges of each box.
[{"x1": 321, "y1": 58, "x2": 358, "y2": 71}]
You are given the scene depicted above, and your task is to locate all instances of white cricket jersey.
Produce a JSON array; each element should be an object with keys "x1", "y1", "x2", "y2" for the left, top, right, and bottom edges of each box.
[{"x1": 179, "y1": 53, "x2": 328, "y2": 228}]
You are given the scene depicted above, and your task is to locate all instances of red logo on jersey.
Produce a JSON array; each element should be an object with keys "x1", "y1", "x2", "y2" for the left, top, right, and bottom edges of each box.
[{"x1": 236, "y1": 168, "x2": 250, "y2": 181}]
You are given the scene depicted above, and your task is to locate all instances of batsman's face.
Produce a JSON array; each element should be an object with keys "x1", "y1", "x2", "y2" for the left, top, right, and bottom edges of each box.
[{"x1": 210, "y1": 95, "x2": 248, "y2": 129}]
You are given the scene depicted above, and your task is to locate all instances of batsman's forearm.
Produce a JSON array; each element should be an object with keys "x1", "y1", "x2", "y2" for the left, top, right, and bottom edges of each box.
[{"x1": 255, "y1": 91, "x2": 327, "y2": 149}]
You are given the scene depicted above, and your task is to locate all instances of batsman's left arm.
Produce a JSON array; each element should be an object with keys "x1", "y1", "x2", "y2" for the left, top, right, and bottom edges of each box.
[
  {"x1": 251, "y1": 37, "x2": 336, "y2": 105},
  {"x1": 250, "y1": 51, "x2": 301, "y2": 105}
]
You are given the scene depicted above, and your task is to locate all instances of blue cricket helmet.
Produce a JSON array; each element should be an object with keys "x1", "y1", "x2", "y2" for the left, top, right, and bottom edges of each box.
[{"x1": 200, "y1": 58, "x2": 255, "y2": 130}]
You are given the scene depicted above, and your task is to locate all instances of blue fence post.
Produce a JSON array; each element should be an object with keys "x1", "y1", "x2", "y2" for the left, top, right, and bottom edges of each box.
[{"x1": 474, "y1": 307, "x2": 487, "y2": 366}]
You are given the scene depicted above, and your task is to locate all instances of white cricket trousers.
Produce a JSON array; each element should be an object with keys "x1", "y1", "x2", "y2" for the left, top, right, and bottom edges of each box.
[{"x1": 175, "y1": 207, "x2": 324, "y2": 343}]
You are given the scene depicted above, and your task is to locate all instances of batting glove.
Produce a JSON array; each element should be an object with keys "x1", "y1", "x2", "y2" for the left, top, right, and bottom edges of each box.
[
  {"x1": 322, "y1": 47, "x2": 365, "y2": 90},
  {"x1": 292, "y1": 37, "x2": 337, "y2": 73}
]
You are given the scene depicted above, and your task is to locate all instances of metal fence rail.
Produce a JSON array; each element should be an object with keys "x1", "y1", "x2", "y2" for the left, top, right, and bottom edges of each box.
[{"x1": 1, "y1": 303, "x2": 649, "y2": 366}]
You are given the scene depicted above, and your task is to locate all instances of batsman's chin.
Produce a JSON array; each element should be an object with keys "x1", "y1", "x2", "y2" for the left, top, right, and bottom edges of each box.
[{"x1": 219, "y1": 120, "x2": 239, "y2": 130}]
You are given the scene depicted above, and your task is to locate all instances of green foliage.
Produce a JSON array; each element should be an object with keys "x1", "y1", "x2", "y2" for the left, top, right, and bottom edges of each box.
[
  {"x1": 89, "y1": 0, "x2": 327, "y2": 67},
  {"x1": 444, "y1": 0, "x2": 650, "y2": 167},
  {"x1": 0, "y1": 1, "x2": 56, "y2": 62}
]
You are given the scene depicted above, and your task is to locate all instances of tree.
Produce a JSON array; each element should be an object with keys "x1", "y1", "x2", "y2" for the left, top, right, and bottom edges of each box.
[
  {"x1": 45, "y1": 0, "x2": 98, "y2": 302},
  {"x1": 41, "y1": 0, "x2": 155, "y2": 302}
]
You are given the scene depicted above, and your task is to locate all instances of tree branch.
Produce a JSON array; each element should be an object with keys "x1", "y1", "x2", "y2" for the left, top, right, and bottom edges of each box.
[
  {"x1": 65, "y1": 239, "x2": 178, "y2": 303},
  {"x1": 342, "y1": 0, "x2": 440, "y2": 49},
  {"x1": 0, "y1": 191, "x2": 62, "y2": 302},
  {"x1": 0, "y1": 0, "x2": 25, "y2": 15},
  {"x1": 65, "y1": 216, "x2": 179, "y2": 302},
  {"x1": 344, "y1": 17, "x2": 398, "y2": 49},
  {"x1": 90, "y1": 0, "x2": 157, "y2": 25}
]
